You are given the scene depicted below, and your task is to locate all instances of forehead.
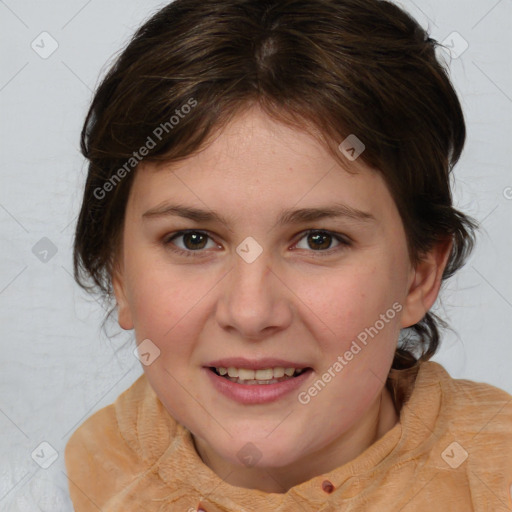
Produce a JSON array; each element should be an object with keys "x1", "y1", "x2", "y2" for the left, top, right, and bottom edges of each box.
[{"x1": 127, "y1": 106, "x2": 399, "y2": 228}]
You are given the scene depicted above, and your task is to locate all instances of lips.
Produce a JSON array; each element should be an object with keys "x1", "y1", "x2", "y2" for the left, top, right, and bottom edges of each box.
[{"x1": 204, "y1": 365, "x2": 314, "y2": 404}]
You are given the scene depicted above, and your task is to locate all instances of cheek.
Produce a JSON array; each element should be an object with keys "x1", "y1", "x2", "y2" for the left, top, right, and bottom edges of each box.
[
  {"x1": 125, "y1": 259, "x2": 216, "y2": 360},
  {"x1": 124, "y1": 259, "x2": 184, "y2": 336},
  {"x1": 299, "y1": 264, "x2": 402, "y2": 335}
]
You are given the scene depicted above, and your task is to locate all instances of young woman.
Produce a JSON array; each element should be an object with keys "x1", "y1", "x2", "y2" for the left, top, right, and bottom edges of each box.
[{"x1": 65, "y1": 0, "x2": 512, "y2": 510}]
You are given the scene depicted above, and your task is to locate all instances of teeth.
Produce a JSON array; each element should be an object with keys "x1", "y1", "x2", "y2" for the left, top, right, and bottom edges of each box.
[
  {"x1": 273, "y1": 367, "x2": 285, "y2": 378},
  {"x1": 255, "y1": 369, "x2": 273, "y2": 380},
  {"x1": 238, "y1": 368, "x2": 255, "y2": 380},
  {"x1": 215, "y1": 366, "x2": 305, "y2": 381}
]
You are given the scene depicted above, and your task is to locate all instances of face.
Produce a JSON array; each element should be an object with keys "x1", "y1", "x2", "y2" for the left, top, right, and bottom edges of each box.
[{"x1": 113, "y1": 105, "x2": 442, "y2": 485}]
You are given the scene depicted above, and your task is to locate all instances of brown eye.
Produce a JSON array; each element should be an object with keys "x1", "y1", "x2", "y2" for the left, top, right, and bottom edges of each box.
[
  {"x1": 164, "y1": 230, "x2": 217, "y2": 256},
  {"x1": 307, "y1": 232, "x2": 333, "y2": 250},
  {"x1": 295, "y1": 230, "x2": 350, "y2": 253},
  {"x1": 180, "y1": 232, "x2": 208, "y2": 250}
]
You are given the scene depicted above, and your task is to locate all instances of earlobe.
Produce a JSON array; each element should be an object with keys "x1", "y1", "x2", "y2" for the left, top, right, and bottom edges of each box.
[
  {"x1": 112, "y1": 269, "x2": 134, "y2": 330},
  {"x1": 400, "y1": 238, "x2": 453, "y2": 329}
]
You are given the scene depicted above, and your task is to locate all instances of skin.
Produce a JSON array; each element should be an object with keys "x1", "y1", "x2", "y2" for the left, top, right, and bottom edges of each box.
[{"x1": 113, "y1": 104, "x2": 451, "y2": 493}]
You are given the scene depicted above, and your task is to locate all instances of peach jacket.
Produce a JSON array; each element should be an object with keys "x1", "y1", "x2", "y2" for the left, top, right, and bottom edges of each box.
[{"x1": 65, "y1": 361, "x2": 512, "y2": 511}]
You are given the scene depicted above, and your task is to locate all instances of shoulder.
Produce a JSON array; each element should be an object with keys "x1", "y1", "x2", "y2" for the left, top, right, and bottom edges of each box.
[
  {"x1": 421, "y1": 362, "x2": 512, "y2": 508},
  {"x1": 64, "y1": 373, "x2": 176, "y2": 509},
  {"x1": 424, "y1": 361, "x2": 512, "y2": 429}
]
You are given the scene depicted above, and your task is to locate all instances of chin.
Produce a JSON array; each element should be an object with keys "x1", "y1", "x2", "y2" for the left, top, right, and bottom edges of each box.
[{"x1": 219, "y1": 435, "x2": 303, "y2": 470}]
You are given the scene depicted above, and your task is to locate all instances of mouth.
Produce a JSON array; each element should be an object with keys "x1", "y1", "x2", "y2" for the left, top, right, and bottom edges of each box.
[{"x1": 208, "y1": 366, "x2": 312, "y2": 385}]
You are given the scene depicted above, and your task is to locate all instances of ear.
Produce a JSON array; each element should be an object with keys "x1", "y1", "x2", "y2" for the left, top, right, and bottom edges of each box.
[
  {"x1": 400, "y1": 238, "x2": 453, "y2": 329},
  {"x1": 112, "y1": 264, "x2": 134, "y2": 330}
]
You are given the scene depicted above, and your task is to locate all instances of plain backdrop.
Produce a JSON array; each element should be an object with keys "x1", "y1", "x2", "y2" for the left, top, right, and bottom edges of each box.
[{"x1": 0, "y1": 0, "x2": 511, "y2": 509}]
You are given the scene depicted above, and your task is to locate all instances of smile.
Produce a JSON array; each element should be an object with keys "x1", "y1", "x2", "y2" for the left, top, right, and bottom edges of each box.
[
  {"x1": 211, "y1": 366, "x2": 306, "y2": 385},
  {"x1": 204, "y1": 365, "x2": 314, "y2": 404}
]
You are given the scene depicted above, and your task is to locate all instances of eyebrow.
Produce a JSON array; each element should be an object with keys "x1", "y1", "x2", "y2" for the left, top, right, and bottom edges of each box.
[{"x1": 142, "y1": 202, "x2": 375, "y2": 226}]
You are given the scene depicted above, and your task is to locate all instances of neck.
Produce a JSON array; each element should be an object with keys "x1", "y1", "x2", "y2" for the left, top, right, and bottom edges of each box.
[{"x1": 192, "y1": 385, "x2": 399, "y2": 493}]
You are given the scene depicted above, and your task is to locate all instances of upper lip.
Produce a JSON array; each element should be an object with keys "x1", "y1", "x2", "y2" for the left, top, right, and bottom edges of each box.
[{"x1": 205, "y1": 357, "x2": 311, "y2": 370}]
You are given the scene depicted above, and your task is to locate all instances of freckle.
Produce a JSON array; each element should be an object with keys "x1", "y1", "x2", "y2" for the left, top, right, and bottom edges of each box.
[{"x1": 322, "y1": 479, "x2": 335, "y2": 493}]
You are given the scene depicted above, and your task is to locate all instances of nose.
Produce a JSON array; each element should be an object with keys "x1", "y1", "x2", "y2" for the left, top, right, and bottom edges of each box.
[{"x1": 215, "y1": 247, "x2": 293, "y2": 340}]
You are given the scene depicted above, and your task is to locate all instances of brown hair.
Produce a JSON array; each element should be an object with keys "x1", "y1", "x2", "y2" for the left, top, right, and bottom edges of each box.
[{"x1": 73, "y1": 0, "x2": 477, "y2": 369}]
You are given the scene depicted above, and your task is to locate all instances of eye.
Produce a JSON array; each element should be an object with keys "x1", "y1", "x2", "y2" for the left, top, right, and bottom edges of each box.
[
  {"x1": 294, "y1": 230, "x2": 351, "y2": 254},
  {"x1": 163, "y1": 229, "x2": 351, "y2": 258},
  {"x1": 164, "y1": 230, "x2": 218, "y2": 257}
]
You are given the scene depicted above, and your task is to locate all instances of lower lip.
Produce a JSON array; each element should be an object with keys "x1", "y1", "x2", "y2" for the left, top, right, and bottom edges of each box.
[{"x1": 204, "y1": 367, "x2": 313, "y2": 404}]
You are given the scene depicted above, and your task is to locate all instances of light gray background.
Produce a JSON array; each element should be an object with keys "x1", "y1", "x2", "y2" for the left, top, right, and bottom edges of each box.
[{"x1": 1, "y1": 0, "x2": 511, "y2": 509}]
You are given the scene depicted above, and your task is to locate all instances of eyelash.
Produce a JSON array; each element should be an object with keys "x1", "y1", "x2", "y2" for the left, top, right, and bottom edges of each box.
[{"x1": 162, "y1": 229, "x2": 352, "y2": 259}]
